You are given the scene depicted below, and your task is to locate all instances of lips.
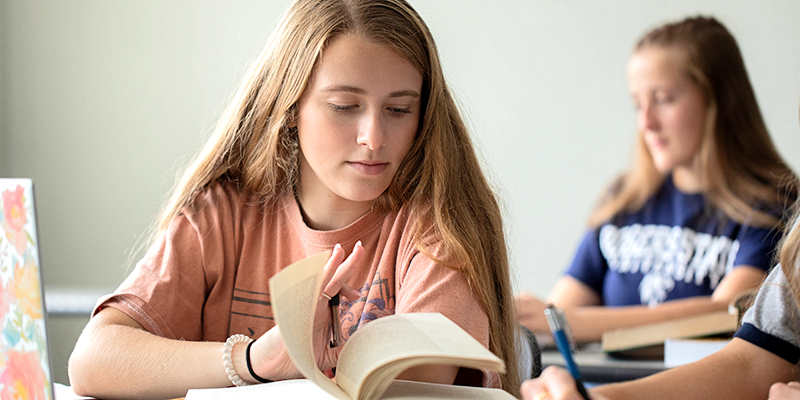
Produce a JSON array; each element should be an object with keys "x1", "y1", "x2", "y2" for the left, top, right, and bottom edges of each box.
[
  {"x1": 646, "y1": 134, "x2": 668, "y2": 149},
  {"x1": 347, "y1": 161, "x2": 389, "y2": 176}
]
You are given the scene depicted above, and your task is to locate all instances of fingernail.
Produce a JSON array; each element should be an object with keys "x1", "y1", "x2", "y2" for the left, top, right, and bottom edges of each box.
[
  {"x1": 334, "y1": 243, "x2": 342, "y2": 250},
  {"x1": 355, "y1": 240, "x2": 362, "y2": 247}
]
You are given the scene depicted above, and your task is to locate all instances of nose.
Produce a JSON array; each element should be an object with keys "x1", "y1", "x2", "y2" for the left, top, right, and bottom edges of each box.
[
  {"x1": 356, "y1": 112, "x2": 386, "y2": 150},
  {"x1": 638, "y1": 102, "x2": 659, "y2": 132}
]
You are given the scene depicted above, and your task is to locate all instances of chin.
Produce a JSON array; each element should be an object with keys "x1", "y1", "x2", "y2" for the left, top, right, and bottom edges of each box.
[
  {"x1": 651, "y1": 160, "x2": 674, "y2": 175},
  {"x1": 342, "y1": 189, "x2": 388, "y2": 203}
]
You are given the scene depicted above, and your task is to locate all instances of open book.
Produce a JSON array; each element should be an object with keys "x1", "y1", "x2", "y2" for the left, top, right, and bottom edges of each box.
[
  {"x1": 185, "y1": 252, "x2": 514, "y2": 400},
  {"x1": 601, "y1": 310, "x2": 738, "y2": 358}
]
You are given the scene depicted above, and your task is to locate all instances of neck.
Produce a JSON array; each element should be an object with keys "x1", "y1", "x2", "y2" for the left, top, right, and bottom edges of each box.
[
  {"x1": 671, "y1": 167, "x2": 702, "y2": 194},
  {"x1": 295, "y1": 187, "x2": 373, "y2": 232}
]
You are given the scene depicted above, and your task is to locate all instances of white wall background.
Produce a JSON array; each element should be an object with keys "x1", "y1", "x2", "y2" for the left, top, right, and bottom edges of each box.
[{"x1": 1, "y1": 0, "x2": 799, "y2": 384}]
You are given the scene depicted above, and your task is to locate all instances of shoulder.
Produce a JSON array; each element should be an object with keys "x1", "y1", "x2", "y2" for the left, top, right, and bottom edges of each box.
[
  {"x1": 181, "y1": 181, "x2": 265, "y2": 223},
  {"x1": 754, "y1": 266, "x2": 795, "y2": 310},
  {"x1": 737, "y1": 266, "x2": 800, "y2": 363},
  {"x1": 185, "y1": 181, "x2": 255, "y2": 212},
  {"x1": 392, "y1": 202, "x2": 440, "y2": 250},
  {"x1": 375, "y1": 202, "x2": 448, "y2": 280}
]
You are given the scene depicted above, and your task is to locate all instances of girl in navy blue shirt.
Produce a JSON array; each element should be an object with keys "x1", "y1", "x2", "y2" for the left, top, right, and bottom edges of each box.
[
  {"x1": 523, "y1": 146, "x2": 800, "y2": 400},
  {"x1": 516, "y1": 16, "x2": 797, "y2": 342}
]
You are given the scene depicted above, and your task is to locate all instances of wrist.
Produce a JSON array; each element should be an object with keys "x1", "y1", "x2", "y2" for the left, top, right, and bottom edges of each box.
[
  {"x1": 246, "y1": 341, "x2": 272, "y2": 383},
  {"x1": 223, "y1": 334, "x2": 252, "y2": 386},
  {"x1": 230, "y1": 337, "x2": 273, "y2": 385},
  {"x1": 231, "y1": 337, "x2": 257, "y2": 384}
]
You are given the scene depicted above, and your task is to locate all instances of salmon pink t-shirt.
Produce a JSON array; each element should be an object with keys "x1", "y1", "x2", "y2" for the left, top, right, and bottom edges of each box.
[{"x1": 95, "y1": 182, "x2": 499, "y2": 388}]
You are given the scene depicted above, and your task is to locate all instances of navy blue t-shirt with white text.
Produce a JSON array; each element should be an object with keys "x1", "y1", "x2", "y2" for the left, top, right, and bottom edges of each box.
[{"x1": 565, "y1": 177, "x2": 780, "y2": 307}]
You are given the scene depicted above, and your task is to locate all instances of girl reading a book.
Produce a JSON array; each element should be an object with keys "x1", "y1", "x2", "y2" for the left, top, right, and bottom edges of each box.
[
  {"x1": 68, "y1": 0, "x2": 520, "y2": 398},
  {"x1": 515, "y1": 16, "x2": 798, "y2": 342},
  {"x1": 521, "y1": 159, "x2": 800, "y2": 399}
]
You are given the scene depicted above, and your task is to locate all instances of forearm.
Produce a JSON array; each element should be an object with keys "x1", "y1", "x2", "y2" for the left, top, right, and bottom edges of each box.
[
  {"x1": 593, "y1": 358, "x2": 739, "y2": 400},
  {"x1": 69, "y1": 310, "x2": 253, "y2": 399},
  {"x1": 563, "y1": 296, "x2": 727, "y2": 342},
  {"x1": 592, "y1": 339, "x2": 799, "y2": 400}
]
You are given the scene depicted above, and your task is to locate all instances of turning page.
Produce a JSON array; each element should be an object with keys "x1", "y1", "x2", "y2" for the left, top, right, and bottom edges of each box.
[
  {"x1": 268, "y1": 250, "x2": 349, "y2": 399},
  {"x1": 336, "y1": 313, "x2": 504, "y2": 400}
]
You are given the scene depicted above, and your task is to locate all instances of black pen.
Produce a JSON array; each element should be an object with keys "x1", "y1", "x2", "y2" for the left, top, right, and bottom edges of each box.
[
  {"x1": 544, "y1": 304, "x2": 590, "y2": 400},
  {"x1": 329, "y1": 293, "x2": 341, "y2": 348}
]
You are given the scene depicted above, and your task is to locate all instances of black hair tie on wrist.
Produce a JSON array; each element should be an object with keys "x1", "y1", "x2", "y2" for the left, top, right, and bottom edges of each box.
[{"x1": 246, "y1": 340, "x2": 273, "y2": 383}]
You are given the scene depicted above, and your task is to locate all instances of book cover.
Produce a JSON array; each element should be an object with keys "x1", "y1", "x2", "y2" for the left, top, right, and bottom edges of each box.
[{"x1": 601, "y1": 310, "x2": 738, "y2": 356}]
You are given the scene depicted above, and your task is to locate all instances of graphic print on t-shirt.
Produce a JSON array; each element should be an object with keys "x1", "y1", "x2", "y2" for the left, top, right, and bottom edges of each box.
[
  {"x1": 599, "y1": 223, "x2": 739, "y2": 306},
  {"x1": 340, "y1": 270, "x2": 395, "y2": 340},
  {"x1": 565, "y1": 177, "x2": 777, "y2": 307}
]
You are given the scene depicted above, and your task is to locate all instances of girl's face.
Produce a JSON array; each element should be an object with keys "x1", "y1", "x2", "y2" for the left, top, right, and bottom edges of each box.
[
  {"x1": 294, "y1": 34, "x2": 422, "y2": 214},
  {"x1": 628, "y1": 47, "x2": 708, "y2": 177}
]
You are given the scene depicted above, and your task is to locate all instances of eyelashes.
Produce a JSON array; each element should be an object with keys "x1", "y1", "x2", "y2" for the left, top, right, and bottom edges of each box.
[
  {"x1": 328, "y1": 104, "x2": 413, "y2": 115},
  {"x1": 631, "y1": 94, "x2": 676, "y2": 110},
  {"x1": 387, "y1": 107, "x2": 413, "y2": 115},
  {"x1": 329, "y1": 104, "x2": 358, "y2": 112}
]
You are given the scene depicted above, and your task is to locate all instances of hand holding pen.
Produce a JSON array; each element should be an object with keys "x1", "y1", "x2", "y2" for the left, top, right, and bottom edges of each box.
[
  {"x1": 324, "y1": 292, "x2": 342, "y2": 348},
  {"x1": 521, "y1": 366, "x2": 607, "y2": 400},
  {"x1": 245, "y1": 243, "x2": 363, "y2": 381},
  {"x1": 544, "y1": 304, "x2": 591, "y2": 400},
  {"x1": 320, "y1": 242, "x2": 364, "y2": 349}
]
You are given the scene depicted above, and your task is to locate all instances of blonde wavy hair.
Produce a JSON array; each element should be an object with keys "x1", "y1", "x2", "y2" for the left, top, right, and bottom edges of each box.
[
  {"x1": 150, "y1": 0, "x2": 519, "y2": 394},
  {"x1": 588, "y1": 16, "x2": 797, "y2": 229},
  {"x1": 780, "y1": 202, "x2": 800, "y2": 308}
]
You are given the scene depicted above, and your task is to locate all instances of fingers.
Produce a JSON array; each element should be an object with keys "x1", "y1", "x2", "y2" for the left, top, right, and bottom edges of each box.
[
  {"x1": 320, "y1": 244, "x2": 347, "y2": 296},
  {"x1": 769, "y1": 381, "x2": 800, "y2": 399},
  {"x1": 518, "y1": 315, "x2": 537, "y2": 332},
  {"x1": 515, "y1": 293, "x2": 551, "y2": 333},
  {"x1": 340, "y1": 283, "x2": 361, "y2": 301},
  {"x1": 515, "y1": 292, "x2": 545, "y2": 317},
  {"x1": 515, "y1": 296, "x2": 533, "y2": 318},
  {"x1": 521, "y1": 367, "x2": 587, "y2": 400},
  {"x1": 521, "y1": 378, "x2": 547, "y2": 400},
  {"x1": 321, "y1": 241, "x2": 364, "y2": 299}
]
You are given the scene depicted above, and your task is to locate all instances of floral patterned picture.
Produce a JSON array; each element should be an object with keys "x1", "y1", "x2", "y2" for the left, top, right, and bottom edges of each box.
[{"x1": 0, "y1": 179, "x2": 52, "y2": 400}]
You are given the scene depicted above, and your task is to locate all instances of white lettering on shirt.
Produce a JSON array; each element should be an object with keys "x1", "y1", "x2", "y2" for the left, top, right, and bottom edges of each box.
[{"x1": 599, "y1": 224, "x2": 739, "y2": 306}]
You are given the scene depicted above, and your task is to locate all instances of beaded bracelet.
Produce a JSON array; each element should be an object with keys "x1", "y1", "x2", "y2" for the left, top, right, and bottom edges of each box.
[{"x1": 222, "y1": 334, "x2": 252, "y2": 387}]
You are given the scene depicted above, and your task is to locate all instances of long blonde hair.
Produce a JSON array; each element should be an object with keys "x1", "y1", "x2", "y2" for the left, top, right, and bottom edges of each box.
[
  {"x1": 780, "y1": 188, "x2": 800, "y2": 308},
  {"x1": 152, "y1": 0, "x2": 519, "y2": 394},
  {"x1": 588, "y1": 16, "x2": 797, "y2": 228}
]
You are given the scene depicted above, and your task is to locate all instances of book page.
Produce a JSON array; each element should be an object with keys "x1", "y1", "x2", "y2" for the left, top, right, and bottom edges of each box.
[
  {"x1": 185, "y1": 379, "x2": 340, "y2": 400},
  {"x1": 268, "y1": 251, "x2": 350, "y2": 400},
  {"x1": 335, "y1": 313, "x2": 504, "y2": 400},
  {"x1": 382, "y1": 380, "x2": 516, "y2": 400},
  {"x1": 184, "y1": 378, "x2": 516, "y2": 400}
]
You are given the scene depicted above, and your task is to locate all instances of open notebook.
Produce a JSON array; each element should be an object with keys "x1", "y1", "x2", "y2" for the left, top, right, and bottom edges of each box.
[{"x1": 0, "y1": 178, "x2": 55, "y2": 399}]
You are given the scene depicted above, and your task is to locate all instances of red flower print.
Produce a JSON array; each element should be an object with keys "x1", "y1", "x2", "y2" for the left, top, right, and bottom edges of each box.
[
  {"x1": 2, "y1": 185, "x2": 28, "y2": 255},
  {"x1": 0, "y1": 349, "x2": 48, "y2": 400}
]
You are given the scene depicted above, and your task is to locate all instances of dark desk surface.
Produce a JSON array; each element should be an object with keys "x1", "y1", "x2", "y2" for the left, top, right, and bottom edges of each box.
[{"x1": 540, "y1": 343, "x2": 667, "y2": 383}]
